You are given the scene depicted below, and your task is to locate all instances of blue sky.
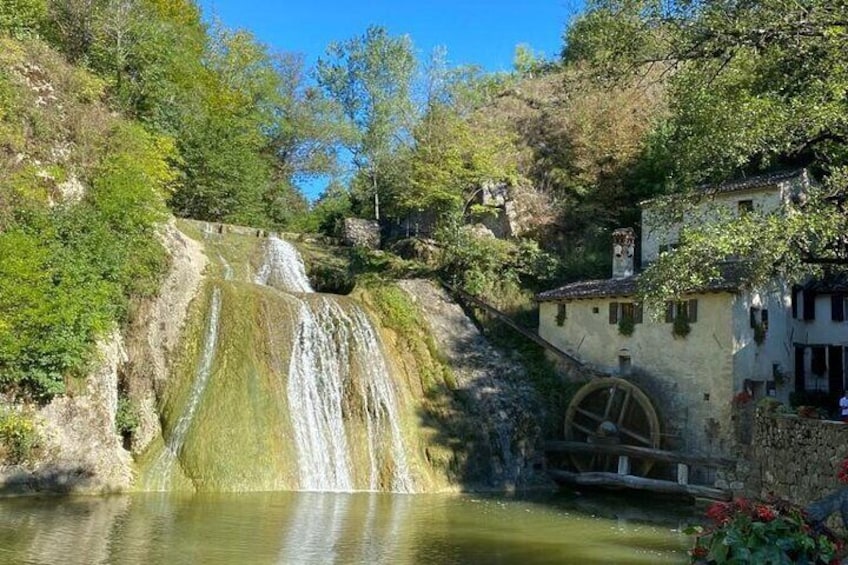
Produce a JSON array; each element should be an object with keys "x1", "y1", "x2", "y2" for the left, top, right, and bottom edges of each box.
[{"x1": 197, "y1": 0, "x2": 580, "y2": 198}]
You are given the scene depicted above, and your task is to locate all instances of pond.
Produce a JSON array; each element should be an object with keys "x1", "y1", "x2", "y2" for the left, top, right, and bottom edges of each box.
[{"x1": 0, "y1": 490, "x2": 696, "y2": 564}]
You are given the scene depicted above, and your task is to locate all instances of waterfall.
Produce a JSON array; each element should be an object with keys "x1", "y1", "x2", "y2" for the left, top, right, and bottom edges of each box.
[
  {"x1": 254, "y1": 236, "x2": 313, "y2": 293},
  {"x1": 145, "y1": 287, "x2": 222, "y2": 491},
  {"x1": 256, "y1": 237, "x2": 414, "y2": 493}
]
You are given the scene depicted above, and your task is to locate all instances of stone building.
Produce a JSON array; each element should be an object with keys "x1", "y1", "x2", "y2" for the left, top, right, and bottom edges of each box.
[{"x1": 536, "y1": 170, "x2": 815, "y2": 457}]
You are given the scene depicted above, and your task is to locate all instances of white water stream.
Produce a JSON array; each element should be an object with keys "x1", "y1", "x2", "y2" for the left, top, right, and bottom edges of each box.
[
  {"x1": 145, "y1": 287, "x2": 222, "y2": 491},
  {"x1": 257, "y1": 236, "x2": 414, "y2": 492}
]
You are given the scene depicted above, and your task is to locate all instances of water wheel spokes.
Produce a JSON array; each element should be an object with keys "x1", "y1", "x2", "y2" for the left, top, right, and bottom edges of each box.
[{"x1": 564, "y1": 377, "x2": 661, "y2": 475}]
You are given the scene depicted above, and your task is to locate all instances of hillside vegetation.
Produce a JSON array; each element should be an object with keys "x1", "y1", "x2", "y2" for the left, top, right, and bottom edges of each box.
[{"x1": 1, "y1": 0, "x2": 846, "y2": 419}]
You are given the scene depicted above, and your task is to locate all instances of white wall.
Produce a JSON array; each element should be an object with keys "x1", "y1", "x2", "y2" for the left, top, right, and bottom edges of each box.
[
  {"x1": 792, "y1": 293, "x2": 848, "y2": 345},
  {"x1": 730, "y1": 285, "x2": 793, "y2": 403},
  {"x1": 641, "y1": 185, "x2": 786, "y2": 265}
]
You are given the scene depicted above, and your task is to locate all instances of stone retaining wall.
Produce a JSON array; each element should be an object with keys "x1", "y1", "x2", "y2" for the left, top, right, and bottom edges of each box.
[{"x1": 753, "y1": 412, "x2": 847, "y2": 506}]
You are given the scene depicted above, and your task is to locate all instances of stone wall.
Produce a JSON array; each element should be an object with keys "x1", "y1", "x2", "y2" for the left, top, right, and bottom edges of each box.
[
  {"x1": 342, "y1": 218, "x2": 380, "y2": 249},
  {"x1": 753, "y1": 412, "x2": 847, "y2": 505}
]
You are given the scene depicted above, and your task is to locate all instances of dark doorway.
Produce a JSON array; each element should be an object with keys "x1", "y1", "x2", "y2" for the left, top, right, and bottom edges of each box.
[
  {"x1": 829, "y1": 345, "x2": 844, "y2": 415},
  {"x1": 795, "y1": 346, "x2": 806, "y2": 395}
]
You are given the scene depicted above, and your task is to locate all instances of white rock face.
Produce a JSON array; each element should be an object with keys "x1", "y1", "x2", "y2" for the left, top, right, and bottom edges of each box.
[{"x1": 16, "y1": 330, "x2": 134, "y2": 494}]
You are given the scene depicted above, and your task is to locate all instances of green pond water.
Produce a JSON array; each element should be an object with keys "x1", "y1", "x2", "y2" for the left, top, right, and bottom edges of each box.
[{"x1": 0, "y1": 491, "x2": 695, "y2": 564}]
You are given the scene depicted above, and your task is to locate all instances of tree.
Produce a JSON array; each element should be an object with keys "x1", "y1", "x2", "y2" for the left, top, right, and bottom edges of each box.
[
  {"x1": 316, "y1": 25, "x2": 416, "y2": 221},
  {"x1": 563, "y1": 0, "x2": 848, "y2": 297}
]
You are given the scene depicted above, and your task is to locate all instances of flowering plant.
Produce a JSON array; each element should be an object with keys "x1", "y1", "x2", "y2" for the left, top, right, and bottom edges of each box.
[
  {"x1": 686, "y1": 497, "x2": 841, "y2": 564},
  {"x1": 838, "y1": 456, "x2": 848, "y2": 484}
]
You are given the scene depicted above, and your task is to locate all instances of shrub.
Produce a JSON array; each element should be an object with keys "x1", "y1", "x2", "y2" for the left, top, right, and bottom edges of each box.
[
  {"x1": 115, "y1": 395, "x2": 139, "y2": 438},
  {"x1": 673, "y1": 310, "x2": 691, "y2": 338},
  {"x1": 618, "y1": 314, "x2": 634, "y2": 336},
  {"x1": 686, "y1": 497, "x2": 840, "y2": 564},
  {"x1": 0, "y1": 409, "x2": 39, "y2": 464}
]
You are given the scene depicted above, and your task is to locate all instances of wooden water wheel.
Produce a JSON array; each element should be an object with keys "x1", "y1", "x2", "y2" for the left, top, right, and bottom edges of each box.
[{"x1": 564, "y1": 377, "x2": 661, "y2": 475}]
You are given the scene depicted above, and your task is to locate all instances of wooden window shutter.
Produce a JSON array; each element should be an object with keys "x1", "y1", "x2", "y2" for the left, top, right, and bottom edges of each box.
[
  {"x1": 749, "y1": 307, "x2": 757, "y2": 328},
  {"x1": 634, "y1": 303, "x2": 643, "y2": 324},
  {"x1": 803, "y1": 289, "x2": 816, "y2": 321},
  {"x1": 664, "y1": 301, "x2": 674, "y2": 323},
  {"x1": 761, "y1": 308, "x2": 769, "y2": 330},
  {"x1": 608, "y1": 302, "x2": 619, "y2": 324},
  {"x1": 688, "y1": 299, "x2": 698, "y2": 323},
  {"x1": 832, "y1": 294, "x2": 845, "y2": 322}
]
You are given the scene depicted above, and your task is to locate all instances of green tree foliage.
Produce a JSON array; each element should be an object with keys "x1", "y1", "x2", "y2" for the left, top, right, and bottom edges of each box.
[
  {"x1": 564, "y1": 0, "x2": 848, "y2": 296},
  {"x1": 437, "y1": 212, "x2": 558, "y2": 303},
  {"x1": 0, "y1": 59, "x2": 172, "y2": 399},
  {"x1": 316, "y1": 25, "x2": 416, "y2": 221},
  {"x1": 0, "y1": 0, "x2": 47, "y2": 38}
]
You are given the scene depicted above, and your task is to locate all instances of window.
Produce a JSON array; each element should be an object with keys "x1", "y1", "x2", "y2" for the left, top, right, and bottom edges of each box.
[
  {"x1": 791, "y1": 285, "x2": 801, "y2": 318},
  {"x1": 749, "y1": 307, "x2": 769, "y2": 331},
  {"x1": 556, "y1": 303, "x2": 567, "y2": 326},
  {"x1": 664, "y1": 300, "x2": 698, "y2": 323},
  {"x1": 831, "y1": 294, "x2": 845, "y2": 322},
  {"x1": 802, "y1": 289, "x2": 816, "y2": 321},
  {"x1": 592, "y1": 306, "x2": 599, "y2": 314},
  {"x1": 738, "y1": 200, "x2": 754, "y2": 215},
  {"x1": 658, "y1": 242, "x2": 679, "y2": 255},
  {"x1": 608, "y1": 301, "x2": 643, "y2": 324},
  {"x1": 811, "y1": 346, "x2": 827, "y2": 376}
]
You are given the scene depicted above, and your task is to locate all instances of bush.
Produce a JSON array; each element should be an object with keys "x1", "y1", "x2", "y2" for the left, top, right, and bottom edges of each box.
[
  {"x1": 115, "y1": 395, "x2": 139, "y2": 438},
  {"x1": 686, "y1": 497, "x2": 841, "y2": 564},
  {"x1": 0, "y1": 409, "x2": 39, "y2": 464}
]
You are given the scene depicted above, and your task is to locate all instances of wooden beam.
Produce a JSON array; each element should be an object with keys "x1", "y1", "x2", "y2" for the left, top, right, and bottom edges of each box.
[
  {"x1": 617, "y1": 455, "x2": 631, "y2": 475},
  {"x1": 548, "y1": 469, "x2": 731, "y2": 501},
  {"x1": 677, "y1": 463, "x2": 689, "y2": 486},
  {"x1": 543, "y1": 440, "x2": 736, "y2": 468}
]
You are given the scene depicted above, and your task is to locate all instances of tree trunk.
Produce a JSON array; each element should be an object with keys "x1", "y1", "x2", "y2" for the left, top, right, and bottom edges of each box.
[{"x1": 373, "y1": 172, "x2": 380, "y2": 221}]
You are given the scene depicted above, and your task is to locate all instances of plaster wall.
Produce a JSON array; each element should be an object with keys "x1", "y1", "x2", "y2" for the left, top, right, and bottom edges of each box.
[
  {"x1": 641, "y1": 185, "x2": 785, "y2": 265},
  {"x1": 792, "y1": 293, "x2": 848, "y2": 345},
  {"x1": 539, "y1": 293, "x2": 737, "y2": 454},
  {"x1": 730, "y1": 286, "x2": 794, "y2": 403}
]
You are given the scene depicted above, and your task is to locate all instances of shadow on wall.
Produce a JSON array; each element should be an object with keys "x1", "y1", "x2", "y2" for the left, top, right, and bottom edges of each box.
[{"x1": 0, "y1": 464, "x2": 96, "y2": 496}]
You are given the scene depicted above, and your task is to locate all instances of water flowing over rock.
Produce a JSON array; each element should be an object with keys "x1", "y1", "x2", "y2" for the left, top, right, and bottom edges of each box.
[
  {"x1": 144, "y1": 287, "x2": 222, "y2": 491},
  {"x1": 254, "y1": 236, "x2": 313, "y2": 293},
  {"x1": 255, "y1": 237, "x2": 414, "y2": 493}
]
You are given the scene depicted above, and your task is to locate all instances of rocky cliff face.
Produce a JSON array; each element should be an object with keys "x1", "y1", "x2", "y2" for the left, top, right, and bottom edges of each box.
[{"x1": 0, "y1": 221, "x2": 208, "y2": 495}]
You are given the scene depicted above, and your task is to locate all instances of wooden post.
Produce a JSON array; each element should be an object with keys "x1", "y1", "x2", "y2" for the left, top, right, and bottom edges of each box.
[
  {"x1": 677, "y1": 463, "x2": 689, "y2": 485},
  {"x1": 617, "y1": 455, "x2": 631, "y2": 475}
]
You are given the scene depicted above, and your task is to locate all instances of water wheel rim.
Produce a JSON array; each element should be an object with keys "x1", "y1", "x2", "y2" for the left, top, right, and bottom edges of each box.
[{"x1": 564, "y1": 377, "x2": 661, "y2": 475}]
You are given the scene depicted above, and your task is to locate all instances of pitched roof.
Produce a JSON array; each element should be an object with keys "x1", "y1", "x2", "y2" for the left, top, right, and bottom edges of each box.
[
  {"x1": 703, "y1": 169, "x2": 808, "y2": 195},
  {"x1": 640, "y1": 169, "x2": 809, "y2": 207},
  {"x1": 804, "y1": 272, "x2": 848, "y2": 294},
  {"x1": 536, "y1": 276, "x2": 639, "y2": 301},
  {"x1": 536, "y1": 264, "x2": 744, "y2": 301}
]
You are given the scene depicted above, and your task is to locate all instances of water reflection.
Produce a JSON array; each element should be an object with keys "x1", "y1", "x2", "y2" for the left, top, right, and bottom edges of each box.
[{"x1": 0, "y1": 491, "x2": 693, "y2": 564}]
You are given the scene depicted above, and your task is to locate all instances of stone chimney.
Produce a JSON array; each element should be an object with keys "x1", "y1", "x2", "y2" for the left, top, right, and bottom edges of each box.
[{"x1": 612, "y1": 228, "x2": 635, "y2": 279}]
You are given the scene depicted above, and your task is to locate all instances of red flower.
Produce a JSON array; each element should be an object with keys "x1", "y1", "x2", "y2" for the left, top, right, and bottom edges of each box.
[
  {"x1": 691, "y1": 545, "x2": 708, "y2": 558},
  {"x1": 706, "y1": 502, "x2": 732, "y2": 524},
  {"x1": 755, "y1": 504, "x2": 776, "y2": 522}
]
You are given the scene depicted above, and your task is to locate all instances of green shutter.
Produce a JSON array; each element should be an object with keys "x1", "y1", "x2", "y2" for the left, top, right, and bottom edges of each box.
[
  {"x1": 664, "y1": 301, "x2": 674, "y2": 323},
  {"x1": 688, "y1": 299, "x2": 698, "y2": 323}
]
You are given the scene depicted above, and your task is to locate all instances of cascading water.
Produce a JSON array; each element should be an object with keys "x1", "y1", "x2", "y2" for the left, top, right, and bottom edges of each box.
[
  {"x1": 145, "y1": 287, "x2": 222, "y2": 491},
  {"x1": 257, "y1": 236, "x2": 414, "y2": 492},
  {"x1": 254, "y1": 236, "x2": 313, "y2": 293}
]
